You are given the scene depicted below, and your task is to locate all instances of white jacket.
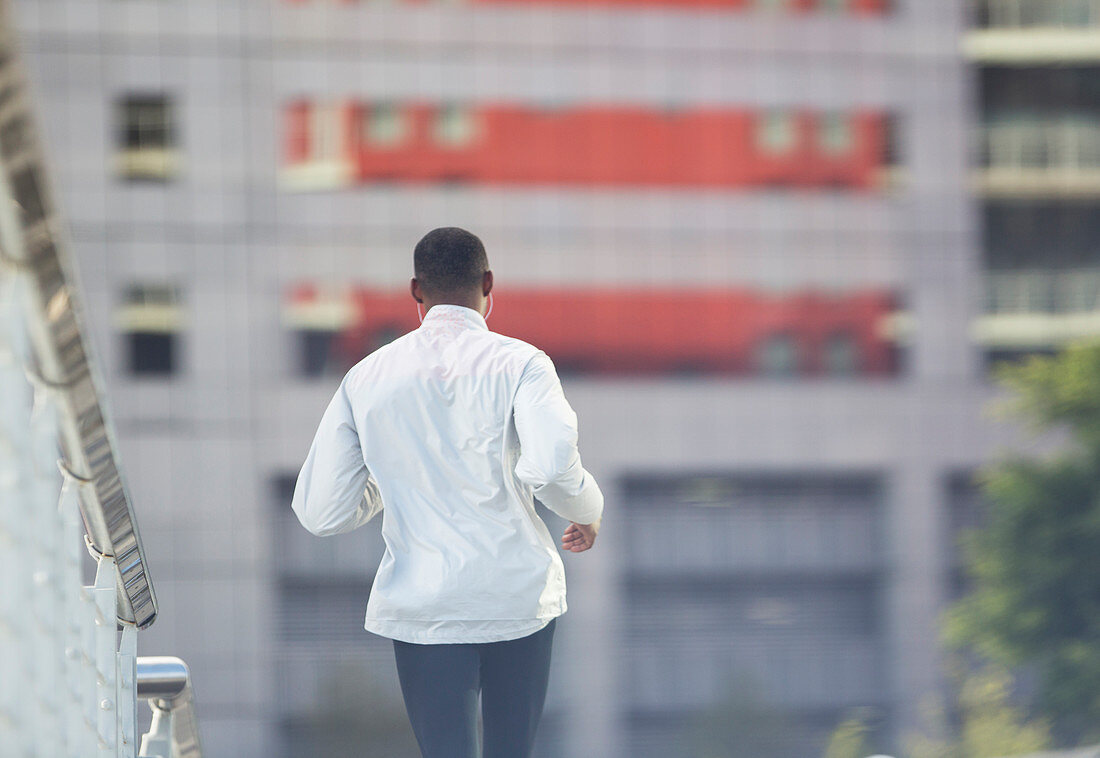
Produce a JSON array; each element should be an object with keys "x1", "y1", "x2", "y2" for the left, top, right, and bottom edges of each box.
[{"x1": 291, "y1": 303, "x2": 604, "y2": 643}]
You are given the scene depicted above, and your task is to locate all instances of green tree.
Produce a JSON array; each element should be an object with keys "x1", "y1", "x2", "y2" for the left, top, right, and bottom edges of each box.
[
  {"x1": 944, "y1": 343, "x2": 1100, "y2": 741},
  {"x1": 905, "y1": 665, "x2": 1049, "y2": 758},
  {"x1": 823, "y1": 717, "x2": 871, "y2": 758}
]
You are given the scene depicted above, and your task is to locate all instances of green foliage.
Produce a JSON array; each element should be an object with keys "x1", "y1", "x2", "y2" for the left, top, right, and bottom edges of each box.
[
  {"x1": 945, "y1": 342, "x2": 1100, "y2": 740},
  {"x1": 822, "y1": 717, "x2": 871, "y2": 758},
  {"x1": 905, "y1": 665, "x2": 1049, "y2": 758}
]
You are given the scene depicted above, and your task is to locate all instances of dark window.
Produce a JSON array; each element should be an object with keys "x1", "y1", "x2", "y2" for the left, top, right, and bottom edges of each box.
[
  {"x1": 127, "y1": 332, "x2": 175, "y2": 376},
  {"x1": 116, "y1": 94, "x2": 177, "y2": 180},
  {"x1": 823, "y1": 332, "x2": 860, "y2": 376},
  {"x1": 119, "y1": 95, "x2": 173, "y2": 150},
  {"x1": 299, "y1": 330, "x2": 338, "y2": 378},
  {"x1": 118, "y1": 284, "x2": 182, "y2": 378},
  {"x1": 756, "y1": 334, "x2": 800, "y2": 377},
  {"x1": 882, "y1": 114, "x2": 902, "y2": 168},
  {"x1": 295, "y1": 324, "x2": 402, "y2": 378}
]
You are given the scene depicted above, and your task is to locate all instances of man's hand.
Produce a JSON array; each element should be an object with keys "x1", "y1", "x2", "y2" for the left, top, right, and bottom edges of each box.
[{"x1": 561, "y1": 519, "x2": 600, "y2": 553}]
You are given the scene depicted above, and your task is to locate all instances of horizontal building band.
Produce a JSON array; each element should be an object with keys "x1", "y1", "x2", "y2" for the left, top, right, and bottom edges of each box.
[
  {"x1": 286, "y1": 0, "x2": 889, "y2": 13},
  {"x1": 281, "y1": 100, "x2": 894, "y2": 191},
  {"x1": 964, "y1": 29, "x2": 1100, "y2": 63},
  {"x1": 284, "y1": 284, "x2": 901, "y2": 377},
  {"x1": 972, "y1": 169, "x2": 1100, "y2": 198},
  {"x1": 973, "y1": 312, "x2": 1100, "y2": 347}
]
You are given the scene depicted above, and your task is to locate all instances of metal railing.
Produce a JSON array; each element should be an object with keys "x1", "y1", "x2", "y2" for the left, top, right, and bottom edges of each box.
[
  {"x1": 0, "y1": 0, "x2": 154, "y2": 631},
  {"x1": 0, "y1": 1, "x2": 202, "y2": 755},
  {"x1": 979, "y1": 118, "x2": 1100, "y2": 172},
  {"x1": 986, "y1": 269, "x2": 1100, "y2": 314},
  {"x1": 137, "y1": 658, "x2": 203, "y2": 758},
  {"x1": 974, "y1": 0, "x2": 1100, "y2": 28}
]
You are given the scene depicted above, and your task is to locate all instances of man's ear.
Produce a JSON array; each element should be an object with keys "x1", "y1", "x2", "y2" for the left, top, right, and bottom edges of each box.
[
  {"x1": 483, "y1": 270, "x2": 494, "y2": 297},
  {"x1": 410, "y1": 277, "x2": 423, "y2": 304}
]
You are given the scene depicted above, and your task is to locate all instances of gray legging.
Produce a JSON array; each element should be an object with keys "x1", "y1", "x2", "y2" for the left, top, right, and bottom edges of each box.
[{"x1": 392, "y1": 619, "x2": 557, "y2": 758}]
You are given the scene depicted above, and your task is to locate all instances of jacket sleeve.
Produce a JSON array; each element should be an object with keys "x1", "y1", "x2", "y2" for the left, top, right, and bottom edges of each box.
[
  {"x1": 292, "y1": 377, "x2": 383, "y2": 536},
  {"x1": 513, "y1": 351, "x2": 604, "y2": 524}
]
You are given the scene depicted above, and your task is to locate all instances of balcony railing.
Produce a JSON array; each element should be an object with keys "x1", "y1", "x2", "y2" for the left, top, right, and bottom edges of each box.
[
  {"x1": 980, "y1": 118, "x2": 1100, "y2": 171},
  {"x1": 974, "y1": 0, "x2": 1100, "y2": 28},
  {"x1": 986, "y1": 269, "x2": 1100, "y2": 314},
  {"x1": 976, "y1": 269, "x2": 1100, "y2": 349},
  {"x1": 967, "y1": 1, "x2": 1100, "y2": 63},
  {"x1": 974, "y1": 118, "x2": 1100, "y2": 197}
]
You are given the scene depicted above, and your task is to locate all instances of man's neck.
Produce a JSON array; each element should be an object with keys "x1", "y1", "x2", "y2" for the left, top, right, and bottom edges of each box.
[{"x1": 424, "y1": 298, "x2": 484, "y2": 315}]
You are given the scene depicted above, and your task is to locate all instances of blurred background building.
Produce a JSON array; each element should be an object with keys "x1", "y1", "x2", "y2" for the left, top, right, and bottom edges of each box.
[{"x1": 8, "y1": 0, "x2": 1096, "y2": 756}]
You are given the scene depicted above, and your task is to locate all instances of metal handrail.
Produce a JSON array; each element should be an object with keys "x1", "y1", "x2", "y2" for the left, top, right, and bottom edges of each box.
[
  {"x1": 137, "y1": 658, "x2": 203, "y2": 758},
  {"x1": 0, "y1": 0, "x2": 157, "y2": 628}
]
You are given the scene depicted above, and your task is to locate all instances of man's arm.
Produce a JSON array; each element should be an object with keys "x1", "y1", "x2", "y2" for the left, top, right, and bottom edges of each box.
[
  {"x1": 513, "y1": 351, "x2": 604, "y2": 526},
  {"x1": 292, "y1": 378, "x2": 383, "y2": 536}
]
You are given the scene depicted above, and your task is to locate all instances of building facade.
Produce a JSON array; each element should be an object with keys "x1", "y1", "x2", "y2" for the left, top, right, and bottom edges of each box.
[{"x1": 12, "y1": 0, "x2": 1076, "y2": 756}]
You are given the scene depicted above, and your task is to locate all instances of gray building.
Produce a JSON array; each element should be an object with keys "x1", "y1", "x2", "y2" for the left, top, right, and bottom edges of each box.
[{"x1": 12, "y1": 0, "x2": 1083, "y2": 756}]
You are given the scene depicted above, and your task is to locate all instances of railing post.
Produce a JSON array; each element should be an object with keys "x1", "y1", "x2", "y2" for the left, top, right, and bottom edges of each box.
[
  {"x1": 93, "y1": 555, "x2": 118, "y2": 758},
  {"x1": 118, "y1": 625, "x2": 138, "y2": 758},
  {"x1": 60, "y1": 479, "x2": 88, "y2": 756}
]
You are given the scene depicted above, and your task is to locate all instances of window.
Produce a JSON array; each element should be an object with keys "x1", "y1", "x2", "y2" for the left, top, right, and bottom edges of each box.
[
  {"x1": 114, "y1": 284, "x2": 183, "y2": 377},
  {"x1": 823, "y1": 332, "x2": 860, "y2": 376},
  {"x1": 756, "y1": 110, "x2": 797, "y2": 154},
  {"x1": 283, "y1": 285, "x2": 403, "y2": 377},
  {"x1": 298, "y1": 330, "x2": 339, "y2": 378},
  {"x1": 818, "y1": 112, "x2": 854, "y2": 155},
  {"x1": 620, "y1": 473, "x2": 888, "y2": 755},
  {"x1": 431, "y1": 105, "x2": 478, "y2": 148},
  {"x1": 882, "y1": 113, "x2": 902, "y2": 168},
  {"x1": 116, "y1": 94, "x2": 178, "y2": 181},
  {"x1": 946, "y1": 472, "x2": 986, "y2": 601},
  {"x1": 756, "y1": 333, "x2": 800, "y2": 376},
  {"x1": 364, "y1": 103, "x2": 409, "y2": 148},
  {"x1": 280, "y1": 101, "x2": 358, "y2": 191}
]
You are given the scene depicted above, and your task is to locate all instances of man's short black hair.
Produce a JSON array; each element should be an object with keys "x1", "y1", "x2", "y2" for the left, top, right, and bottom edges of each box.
[{"x1": 414, "y1": 227, "x2": 489, "y2": 297}]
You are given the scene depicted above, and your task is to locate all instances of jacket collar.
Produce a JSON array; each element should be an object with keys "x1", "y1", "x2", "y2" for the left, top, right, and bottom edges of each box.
[{"x1": 421, "y1": 304, "x2": 489, "y2": 331}]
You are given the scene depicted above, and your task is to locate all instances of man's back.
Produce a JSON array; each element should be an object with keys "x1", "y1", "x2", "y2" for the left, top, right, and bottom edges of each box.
[{"x1": 292, "y1": 304, "x2": 603, "y2": 644}]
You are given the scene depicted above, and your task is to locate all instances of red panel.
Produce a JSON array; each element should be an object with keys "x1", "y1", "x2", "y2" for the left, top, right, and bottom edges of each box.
[
  {"x1": 284, "y1": 100, "x2": 311, "y2": 165},
  {"x1": 336, "y1": 100, "x2": 361, "y2": 168},
  {"x1": 849, "y1": 0, "x2": 888, "y2": 14},
  {"x1": 291, "y1": 0, "x2": 888, "y2": 10},
  {"x1": 320, "y1": 287, "x2": 898, "y2": 376},
  {"x1": 310, "y1": 101, "x2": 890, "y2": 190},
  {"x1": 746, "y1": 110, "x2": 815, "y2": 187}
]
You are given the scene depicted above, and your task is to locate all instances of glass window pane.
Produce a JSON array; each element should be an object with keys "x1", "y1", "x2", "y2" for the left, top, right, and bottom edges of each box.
[
  {"x1": 819, "y1": 112, "x2": 854, "y2": 154},
  {"x1": 824, "y1": 332, "x2": 859, "y2": 376},
  {"x1": 432, "y1": 105, "x2": 478, "y2": 147},
  {"x1": 758, "y1": 110, "x2": 797, "y2": 154},
  {"x1": 365, "y1": 103, "x2": 408, "y2": 147},
  {"x1": 757, "y1": 334, "x2": 800, "y2": 376},
  {"x1": 128, "y1": 332, "x2": 176, "y2": 376}
]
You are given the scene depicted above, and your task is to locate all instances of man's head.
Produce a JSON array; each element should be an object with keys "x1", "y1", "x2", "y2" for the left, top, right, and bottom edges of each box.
[{"x1": 410, "y1": 227, "x2": 493, "y2": 315}]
